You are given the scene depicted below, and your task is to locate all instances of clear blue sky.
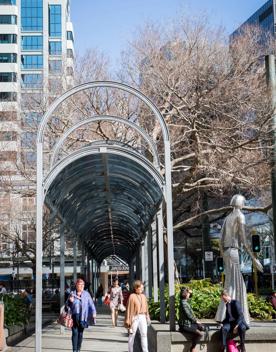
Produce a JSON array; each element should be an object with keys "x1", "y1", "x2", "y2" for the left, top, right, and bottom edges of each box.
[{"x1": 70, "y1": 0, "x2": 267, "y2": 67}]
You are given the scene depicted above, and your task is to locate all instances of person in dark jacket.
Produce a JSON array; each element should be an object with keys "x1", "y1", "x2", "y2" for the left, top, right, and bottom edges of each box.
[
  {"x1": 220, "y1": 289, "x2": 249, "y2": 352},
  {"x1": 178, "y1": 287, "x2": 204, "y2": 352}
]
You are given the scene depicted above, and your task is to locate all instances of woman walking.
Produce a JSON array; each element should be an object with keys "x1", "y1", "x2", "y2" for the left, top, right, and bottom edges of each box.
[
  {"x1": 67, "y1": 278, "x2": 96, "y2": 352},
  {"x1": 178, "y1": 287, "x2": 204, "y2": 352},
  {"x1": 109, "y1": 278, "x2": 123, "y2": 327},
  {"x1": 124, "y1": 280, "x2": 150, "y2": 352}
]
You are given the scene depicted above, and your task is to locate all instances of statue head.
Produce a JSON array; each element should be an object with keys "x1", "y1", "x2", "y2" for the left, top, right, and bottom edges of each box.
[{"x1": 230, "y1": 194, "x2": 245, "y2": 209}]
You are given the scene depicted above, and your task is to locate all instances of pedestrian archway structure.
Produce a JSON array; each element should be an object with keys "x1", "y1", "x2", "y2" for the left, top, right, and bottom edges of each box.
[{"x1": 35, "y1": 81, "x2": 175, "y2": 351}]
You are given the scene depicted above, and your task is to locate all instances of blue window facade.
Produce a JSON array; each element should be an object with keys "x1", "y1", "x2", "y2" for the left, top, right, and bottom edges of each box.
[
  {"x1": 21, "y1": 0, "x2": 43, "y2": 32},
  {"x1": 23, "y1": 111, "x2": 42, "y2": 126},
  {"x1": 49, "y1": 59, "x2": 62, "y2": 73},
  {"x1": 0, "y1": 53, "x2": 17, "y2": 63},
  {"x1": 0, "y1": 72, "x2": 16, "y2": 82},
  {"x1": 49, "y1": 5, "x2": 62, "y2": 37},
  {"x1": 49, "y1": 41, "x2": 62, "y2": 55},
  {"x1": 231, "y1": 0, "x2": 275, "y2": 40},
  {"x1": 21, "y1": 73, "x2": 42, "y2": 88},
  {"x1": 0, "y1": 0, "x2": 16, "y2": 4},
  {"x1": 22, "y1": 36, "x2": 43, "y2": 51},
  {"x1": 21, "y1": 131, "x2": 36, "y2": 148},
  {"x1": 67, "y1": 31, "x2": 74, "y2": 41},
  {"x1": 0, "y1": 15, "x2": 17, "y2": 24},
  {"x1": 21, "y1": 55, "x2": 43, "y2": 69},
  {"x1": 0, "y1": 34, "x2": 17, "y2": 43}
]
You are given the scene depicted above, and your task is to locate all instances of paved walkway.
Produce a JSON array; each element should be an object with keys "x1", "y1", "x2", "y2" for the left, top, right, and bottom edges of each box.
[{"x1": 10, "y1": 306, "x2": 128, "y2": 352}]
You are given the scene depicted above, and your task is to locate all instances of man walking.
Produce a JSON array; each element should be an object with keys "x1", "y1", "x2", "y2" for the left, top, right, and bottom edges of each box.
[{"x1": 219, "y1": 289, "x2": 249, "y2": 352}]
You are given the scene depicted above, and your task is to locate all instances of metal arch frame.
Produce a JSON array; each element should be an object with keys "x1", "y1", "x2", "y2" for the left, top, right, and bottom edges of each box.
[
  {"x1": 36, "y1": 81, "x2": 175, "y2": 351},
  {"x1": 37, "y1": 80, "x2": 170, "y2": 143},
  {"x1": 50, "y1": 115, "x2": 160, "y2": 168}
]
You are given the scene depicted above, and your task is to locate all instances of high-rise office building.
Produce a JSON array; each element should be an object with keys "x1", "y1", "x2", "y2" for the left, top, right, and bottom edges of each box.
[
  {"x1": 231, "y1": 0, "x2": 276, "y2": 40},
  {"x1": 0, "y1": 0, "x2": 74, "y2": 276}
]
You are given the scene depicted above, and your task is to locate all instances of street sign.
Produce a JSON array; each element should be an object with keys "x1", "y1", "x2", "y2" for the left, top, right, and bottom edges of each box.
[{"x1": 205, "y1": 251, "x2": 213, "y2": 261}]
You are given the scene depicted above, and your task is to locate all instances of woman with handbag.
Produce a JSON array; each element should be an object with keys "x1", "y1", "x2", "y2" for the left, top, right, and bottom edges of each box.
[
  {"x1": 67, "y1": 278, "x2": 96, "y2": 352},
  {"x1": 109, "y1": 278, "x2": 123, "y2": 327},
  {"x1": 178, "y1": 287, "x2": 204, "y2": 352},
  {"x1": 124, "y1": 280, "x2": 150, "y2": 352}
]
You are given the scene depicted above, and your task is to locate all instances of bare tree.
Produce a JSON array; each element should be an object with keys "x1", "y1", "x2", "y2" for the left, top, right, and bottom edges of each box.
[{"x1": 120, "y1": 18, "x2": 273, "y2": 233}]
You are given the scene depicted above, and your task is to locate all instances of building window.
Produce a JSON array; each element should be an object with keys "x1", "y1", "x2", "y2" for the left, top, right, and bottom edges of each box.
[
  {"x1": 0, "y1": 131, "x2": 17, "y2": 141},
  {"x1": 22, "y1": 35, "x2": 43, "y2": 51},
  {"x1": 0, "y1": 72, "x2": 16, "y2": 82},
  {"x1": 21, "y1": 55, "x2": 43, "y2": 69},
  {"x1": 22, "y1": 223, "x2": 35, "y2": 244},
  {"x1": 0, "y1": 53, "x2": 17, "y2": 63},
  {"x1": 0, "y1": 111, "x2": 17, "y2": 121},
  {"x1": 49, "y1": 78, "x2": 62, "y2": 93},
  {"x1": 21, "y1": 131, "x2": 36, "y2": 148},
  {"x1": 67, "y1": 31, "x2": 74, "y2": 41},
  {"x1": 67, "y1": 66, "x2": 73, "y2": 76},
  {"x1": 0, "y1": 151, "x2": 17, "y2": 161},
  {"x1": 22, "y1": 151, "x2": 36, "y2": 167},
  {"x1": 22, "y1": 111, "x2": 42, "y2": 127},
  {"x1": 21, "y1": 92, "x2": 42, "y2": 109},
  {"x1": 49, "y1": 41, "x2": 62, "y2": 55},
  {"x1": 49, "y1": 59, "x2": 62, "y2": 73},
  {"x1": 67, "y1": 48, "x2": 74, "y2": 58},
  {"x1": 0, "y1": 92, "x2": 17, "y2": 101},
  {"x1": 0, "y1": 15, "x2": 17, "y2": 24},
  {"x1": 21, "y1": 73, "x2": 42, "y2": 88},
  {"x1": 21, "y1": 0, "x2": 43, "y2": 32},
  {"x1": 0, "y1": 0, "x2": 16, "y2": 4},
  {"x1": 0, "y1": 34, "x2": 17, "y2": 44},
  {"x1": 49, "y1": 5, "x2": 62, "y2": 38}
]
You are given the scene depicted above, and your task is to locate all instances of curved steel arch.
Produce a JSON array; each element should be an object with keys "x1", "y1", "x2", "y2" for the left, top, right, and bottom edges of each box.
[
  {"x1": 36, "y1": 81, "x2": 175, "y2": 351},
  {"x1": 37, "y1": 80, "x2": 170, "y2": 143},
  {"x1": 50, "y1": 115, "x2": 160, "y2": 168}
]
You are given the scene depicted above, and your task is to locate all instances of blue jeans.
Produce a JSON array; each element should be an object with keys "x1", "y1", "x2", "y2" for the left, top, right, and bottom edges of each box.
[{"x1": 71, "y1": 315, "x2": 84, "y2": 351}]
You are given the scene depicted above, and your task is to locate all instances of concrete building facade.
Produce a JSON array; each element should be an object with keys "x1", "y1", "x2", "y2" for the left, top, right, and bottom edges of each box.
[{"x1": 0, "y1": 0, "x2": 74, "y2": 280}]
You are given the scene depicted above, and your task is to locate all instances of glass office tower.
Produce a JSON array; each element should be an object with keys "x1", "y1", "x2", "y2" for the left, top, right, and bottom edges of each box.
[{"x1": 231, "y1": 0, "x2": 276, "y2": 40}]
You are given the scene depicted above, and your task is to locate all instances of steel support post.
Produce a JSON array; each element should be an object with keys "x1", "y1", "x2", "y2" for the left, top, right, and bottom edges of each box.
[
  {"x1": 35, "y1": 142, "x2": 43, "y2": 352},
  {"x1": 152, "y1": 219, "x2": 159, "y2": 302},
  {"x1": 81, "y1": 245, "x2": 85, "y2": 276},
  {"x1": 129, "y1": 258, "x2": 135, "y2": 285},
  {"x1": 147, "y1": 229, "x2": 153, "y2": 299},
  {"x1": 164, "y1": 140, "x2": 175, "y2": 330},
  {"x1": 87, "y1": 255, "x2": 90, "y2": 284},
  {"x1": 266, "y1": 55, "x2": 276, "y2": 264},
  {"x1": 157, "y1": 208, "x2": 166, "y2": 323},
  {"x1": 60, "y1": 225, "x2": 65, "y2": 334},
  {"x1": 73, "y1": 241, "x2": 77, "y2": 282},
  {"x1": 143, "y1": 234, "x2": 149, "y2": 296},
  {"x1": 136, "y1": 250, "x2": 141, "y2": 280},
  {"x1": 141, "y1": 242, "x2": 146, "y2": 292}
]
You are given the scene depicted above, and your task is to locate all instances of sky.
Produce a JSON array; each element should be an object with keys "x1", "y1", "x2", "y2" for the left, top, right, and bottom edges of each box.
[{"x1": 70, "y1": 0, "x2": 267, "y2": 68}]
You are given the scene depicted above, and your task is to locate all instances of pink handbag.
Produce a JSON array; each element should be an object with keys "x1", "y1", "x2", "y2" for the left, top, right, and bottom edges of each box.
[{"x1": 227, "y1": 339, "x2": 239, "y2": 352}]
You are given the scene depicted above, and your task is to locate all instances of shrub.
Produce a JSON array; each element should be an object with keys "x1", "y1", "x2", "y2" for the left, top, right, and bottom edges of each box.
[
  {"x1": 149, "y1": 279, "x2": 273, "y2": 321},
  {"x1": 0, "y1": 294, "x2": 29, "y2": 327}
]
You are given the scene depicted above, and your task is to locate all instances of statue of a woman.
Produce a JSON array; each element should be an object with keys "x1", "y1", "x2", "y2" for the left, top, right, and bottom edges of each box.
[{"x1": 215, "y1": 195, "x2": 263, "y2": 324}]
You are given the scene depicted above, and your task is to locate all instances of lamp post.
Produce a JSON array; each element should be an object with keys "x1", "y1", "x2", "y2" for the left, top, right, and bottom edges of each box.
[{"x1": 265, "y1": 55, "x2": 276, "y2": 264}]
